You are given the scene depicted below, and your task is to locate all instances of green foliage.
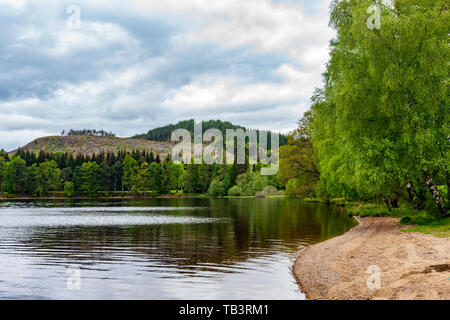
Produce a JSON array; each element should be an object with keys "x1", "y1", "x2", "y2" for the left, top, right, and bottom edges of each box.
[
  {"x1": 98, "y1": 161, "x2": 112, "y2": 192},
  {"x1": 232, "y1": 170, "x2": 271, "y2": 196},
  {"x1": 35, "y1": 160, "x2": 60, "y2": 196},
  {"x1": 167, "y1": 162, "x2": 184, "y2": 191},
  {"x1": 207, "y1": 179, "x2": 227, "y2": 196},
  {"x1": 111, "y1": 161, "x2": 123, "y2": 192},
  {"x1": 2, "y1": 156, "x2": 27, "y2": 195},
  {"x1": 310, "y1": 0, "x2": 449, "y2": 214},
  {"x1": 60, "y1": 167, "x2": 73, "y2": 186},
  {"x1": 197, "y1": 164, "x2": 212, "y2": 193},
  {"x1": 158, "y1": 163, "x2": 170, "y2": 194},
  {"x1": 284, "y1": 173, "x2": 318, "y2": 198},
  {"x1": 255, "y1": 186, "x2": 283, "y2": 198},
  {"x1": 130, "y1": 161, "x2": 170, "y2": 194},
  {"x1": 64, "y1": 181, "x2": 75, "y2": 197},
  {"x1": 0, "y1": 140, "x2": 283, "y2": 198},
  {"x1": 0, "y1": 156, "x2": 5, "y2": 193},
  {"x1": 25, "y1": 164, "x2": 38, "y2": 195},
  {"x1": 122, "y1": 155, "x2": 138, "y2": 191},
  {"x1": 402, "y1": 218, "x2": 450, "y2": 237},
  {"x1": 79, "y1": 161, "x2": 100, "y2": 195},
  {"x1": 134, "y1": 119, "x2": 287, "y2": 145},
  {"x1": 132, "y1": 162, "x2": 152, "y2": 193},
  {"x1": 0, "y1": 149, "x2": 9, "y2": 161},
  {"x1": 135, "y1": 119, "x2": 243, "y2": 141},
  {"x1": 277, "y1": 112, "x2": 318, "y2": 186},
  {"x1": 228, "y1": 185, "x2": 242, "y2": 196},
  {"x1": 181, "y1": 164, "x2": 197, "y2": 193}
]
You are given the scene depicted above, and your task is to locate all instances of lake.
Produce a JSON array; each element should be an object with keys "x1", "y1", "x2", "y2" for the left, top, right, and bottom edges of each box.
[{"x1": 0, "y1": 198, "x2": 355, "y2": 300}]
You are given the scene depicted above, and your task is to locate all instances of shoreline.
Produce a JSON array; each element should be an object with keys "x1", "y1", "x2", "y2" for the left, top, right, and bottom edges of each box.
[
  {"x1": 0, "y1": 195, "x2": 287, "y2": 201},
  {"x1": 0, "y1": 194, "x2": 199, "y2": 201},
  {"x1": 293, "y1": 216, "x2": 450, "y2": 300}
]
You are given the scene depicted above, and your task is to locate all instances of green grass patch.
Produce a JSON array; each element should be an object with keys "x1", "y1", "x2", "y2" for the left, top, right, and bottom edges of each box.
[
  {"x1": 302, "y1": 197, "x2": 328, "y2": 203},
  {"x1": 346, "y1": 202, "x2": 450, "y2": 238},
  {"x1": 400, "y1": 216, "x2": 450, "y2": 238},
  {"x1": 302, "y1": 197, "x2": 362, "y2": 206},
  {"x1": 340, "y1": 201, "x2": 432, "y2": 219}
]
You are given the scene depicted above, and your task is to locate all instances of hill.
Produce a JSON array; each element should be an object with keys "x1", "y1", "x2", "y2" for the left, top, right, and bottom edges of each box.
[
  {"x1": 8, "y1": 120, "x2": 287, "y2": 157},
  {"x1": 9, "y1": 135, "x2": 173, "y2": 157},
  {"x1": 134, "y1": 119, "x2": 287, "y2": 145}
]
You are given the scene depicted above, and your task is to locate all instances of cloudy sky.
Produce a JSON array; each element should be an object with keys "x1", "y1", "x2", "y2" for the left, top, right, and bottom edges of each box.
[{"x1": 0, "y1": 0, "x2": 334, "y2": 151}]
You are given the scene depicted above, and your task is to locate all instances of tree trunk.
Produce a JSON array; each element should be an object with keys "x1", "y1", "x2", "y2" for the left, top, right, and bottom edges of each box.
[
  {"x1": 406, "y1": 181, "x2": 420, "y2": 210},
  {"x1": 391, "y1": 194, "x2": 399, "y2": 208},
  {"x1": 406, "y1": 181, "x2": 416, "y2": 201},
  {"x1": 384, "y1": 197, "x2": 392, "y2": 212},
  {"x1": 422, "y1": 169, "x2": 448, "y2": 217},
  {"x1": 446, "y1": 170, "x2": 450, "y2": 208},
  {"x1": 391, "y1": 198, "x2": 398, "y2": 209}
]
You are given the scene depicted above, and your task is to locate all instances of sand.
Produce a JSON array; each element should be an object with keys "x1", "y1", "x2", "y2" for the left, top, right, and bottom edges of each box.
[{"x1": 293, "y1": 217, "x2": 450, "y2": 300}]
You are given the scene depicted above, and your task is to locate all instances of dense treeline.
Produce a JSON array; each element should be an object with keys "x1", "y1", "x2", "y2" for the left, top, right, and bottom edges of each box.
[
  {"x1": 0, "y1": 148, "x2": 279, "y2": 198},
  {"x1": 134, "y1": 119, "x2": 288, "y2": 146},
  {"x1": 61, "y1": 129, "x2": 116, "y2": 137},
  {"x1": 277, "y1": 0, "x2": 449, "y2": 217}
]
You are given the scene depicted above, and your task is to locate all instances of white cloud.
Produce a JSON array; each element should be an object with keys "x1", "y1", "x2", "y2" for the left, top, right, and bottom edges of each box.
[
  {"x1": 134, "y1": 0, "x2": 333, "y2": 132},
  {"x1": 0, "y1": 0, "x2": 334, "y2": 151},
  {"x1": 39, "y1": 22, "x2": 139, "y2": 57},
  {"x1": 162, "y1": 63, "x2": 320, "y2": 126},
  {"x1": 134, "y1": 0, "x2": 333, "y2": 68},
  {"x1": 0, "y1": 0, "x2": 26, "y2": 8},
  {"x1": 0, "y1": 58, "x2": 177, "y2": 150}
]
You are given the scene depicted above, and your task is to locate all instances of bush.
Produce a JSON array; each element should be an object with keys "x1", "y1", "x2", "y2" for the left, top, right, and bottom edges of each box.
[
  {"x1": 0, "y1": 192, "x2": 16, "y2": 198},
  {"x1": 400, "y1": 216, "x2": 413, "y2": 224},
  {"x1": 255, "y1": 191, "x2": 266, "y2": 198},
  {"x1": 285, "y1": 175, "x2": 317, "y2": 198},
  {"x1": 207, "y1": 179, "x2": 227, "y2": 196},
  {"x1": 64, "y1": 182, "x2": 75, "y2": 197},
  {"x1": 262, "y1": 186, "x2": 282, "y2": 196},
  {"x1": 234, "y1": 171, "x2": 271, "y2": 196},
  {"x1": 228, "y1": 185, "x2": 242, "y2": 196},
  {"x1": 255, "y1": 186, "x2": 283, "y2": 198}
]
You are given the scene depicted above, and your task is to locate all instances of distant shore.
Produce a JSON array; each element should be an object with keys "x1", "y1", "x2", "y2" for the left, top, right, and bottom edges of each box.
[
  {"x1": 293, "y1": 217, "x2": 450, "y2": 300},
  {"x1": 0, "y1": 194, "x2": 199, "y2": 201},
  {"x1": 0, "y1": 194, "x2": 286, "y2": 201}
]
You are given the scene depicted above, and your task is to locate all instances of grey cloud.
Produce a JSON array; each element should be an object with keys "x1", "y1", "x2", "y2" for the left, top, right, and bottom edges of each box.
[{"x1": 0, "y1": 0, "x2": 332, "y2": 151}]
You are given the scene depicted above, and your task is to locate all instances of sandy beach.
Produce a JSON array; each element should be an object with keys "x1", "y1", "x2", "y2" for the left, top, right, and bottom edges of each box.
[{"x1": 293, "y1": 217, "x2": 450, "y2": 300}]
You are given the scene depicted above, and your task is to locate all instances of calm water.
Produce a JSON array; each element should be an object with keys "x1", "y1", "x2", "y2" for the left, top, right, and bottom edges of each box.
[{"x1": 0, "y1": 198, "x2": 355, "y2": 300}]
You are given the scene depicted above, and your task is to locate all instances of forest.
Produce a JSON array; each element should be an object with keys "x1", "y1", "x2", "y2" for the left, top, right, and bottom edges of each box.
[
  {"x1": 133, "y1": 119, "x2": 288, "y2": 146},
  {"x1": 0, "y1": 148, "x2": 280, "y2": 198}
]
